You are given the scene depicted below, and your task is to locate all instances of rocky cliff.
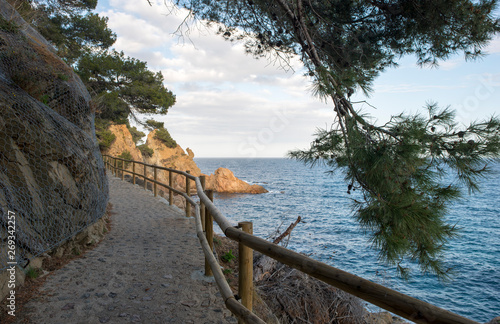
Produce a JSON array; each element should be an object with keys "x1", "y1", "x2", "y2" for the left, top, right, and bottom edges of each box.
[
  {"x1": 106, "y1": 124, "x2": 143, "y2": 162},
  {"x1": 106, "y1": 127, "x2": 267, "y2": 195},
  {"x1": 0, "y1": 0, "x2": 108, "y2": 271}
]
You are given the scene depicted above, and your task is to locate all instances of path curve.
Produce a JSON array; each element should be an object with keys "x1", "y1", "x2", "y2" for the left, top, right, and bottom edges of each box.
[{"x1": 16, "y1": 175, "x2": 236, "y2": 324}]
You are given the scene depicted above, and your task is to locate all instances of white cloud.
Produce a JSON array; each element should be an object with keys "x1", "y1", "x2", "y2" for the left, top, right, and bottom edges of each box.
[{"x1": 98, "y1": 0, "x2": 500, "y2": 156}]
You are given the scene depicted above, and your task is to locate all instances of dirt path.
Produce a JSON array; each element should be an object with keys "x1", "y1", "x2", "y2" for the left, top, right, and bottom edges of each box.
[{"x1": 15, "y1": 175, "x2": 236, "y2": 324}]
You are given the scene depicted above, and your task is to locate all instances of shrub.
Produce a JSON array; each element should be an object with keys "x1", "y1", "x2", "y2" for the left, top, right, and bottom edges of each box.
[
  {"x1": 221, "y1": 250, "x2": 236, "y2": 263},
  {"x1": 128, "y1": 126, "x2": 145, "y2": 144},
  {"x1": 117, "y1": 150, "x2": 132, "y2": 168},
  {"x1": 25, "y1": 267, "x2": 41, "y2": 279},
  {"x1": 138, "y1": 144, "x2": 154, "y2": 157},
  {"x1": 155, "y1": 128, "x2": 177, "y2": 148},
  {"x1": 97, "y1": 130, "x2": 116, "y2": 150},
  {"x1": 0, "y1": 16, "x2": 19, "y2": 32},
  {"x1": 146, "y1": 119, "x2": 164, "y2": 129}
]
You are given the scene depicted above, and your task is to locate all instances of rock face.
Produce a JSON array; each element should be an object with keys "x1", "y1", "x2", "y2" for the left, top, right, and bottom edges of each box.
[
  {"x1": 0, "y1": 0, "x2": 108, "y2": 272},
  {"x1": 205, "y1": 168, "x2": 268, "y2": 194},
  {"x1": 106, "y1": 124, "x2": 143, "y2": 162},
  {"x1": 145, "y1": 130, "x2": 201, "y2": 193}
]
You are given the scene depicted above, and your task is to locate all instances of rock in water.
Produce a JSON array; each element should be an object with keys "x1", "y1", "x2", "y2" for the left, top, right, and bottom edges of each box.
[{"x1": 205, "y1": 168, "x2": 268, "y2": 194}]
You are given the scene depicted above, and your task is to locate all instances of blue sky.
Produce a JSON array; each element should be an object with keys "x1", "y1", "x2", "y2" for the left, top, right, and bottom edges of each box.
[{"x1": 96, "y1": 0, "x2": 500, "y2": 157}]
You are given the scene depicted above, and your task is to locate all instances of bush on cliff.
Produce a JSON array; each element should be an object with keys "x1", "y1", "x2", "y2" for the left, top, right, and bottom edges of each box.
[
  {"x1": 117, "y1": 150, "x2": 132, "y2": 168},
  {"x1": 155, "y1": 128, "x2": 177, "y2": 148},
  {"x1": 97, "y1": 130, "x2": 116, "y2": 150},
  {"x1": 128, "y1": 126, "x2": 145, "y2": 144},
  {"x1": 145, "y1": 119, "x2": 164, "y2": 130},
  {"x1": 138, "y1": 144, "x2": 154, "y2": 157}
]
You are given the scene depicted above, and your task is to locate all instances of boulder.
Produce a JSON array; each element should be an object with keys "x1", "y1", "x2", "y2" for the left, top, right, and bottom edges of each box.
[
  {"x1": 487, "y1": 316, "x2": 500, "y2": 324},
  {"x1": 205, "y1": 168, "x2": 268, "y2": 194}
]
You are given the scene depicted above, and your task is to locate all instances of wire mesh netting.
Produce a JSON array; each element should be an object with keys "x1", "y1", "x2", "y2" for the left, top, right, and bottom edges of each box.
[{"x1": 0, "y1": 1, "x2": 108, "y2": 271}]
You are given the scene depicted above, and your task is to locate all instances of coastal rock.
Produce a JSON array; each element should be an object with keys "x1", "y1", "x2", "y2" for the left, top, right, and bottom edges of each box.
[
  {"x1": 205, "y1": 168, "x2": 268, "y2": 194},
  {"x1": 105, "y1": 127, "x2": 267, "y2": 195},
  {"x1": 106, "y1": 124, "x2": 143, "y2": 162},
  {"x1": 487, "y1": 316, "x2": 500, "y2": 324},
  {"x1": 145, "y1": 130, "x2": 201, "y2": 194},
  {"x1": 145, "y1": 130, "x2": 201, "y2": 176}
]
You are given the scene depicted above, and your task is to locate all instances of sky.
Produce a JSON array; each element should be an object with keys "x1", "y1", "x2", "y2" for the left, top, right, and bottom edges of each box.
[{"x1": 96, "y1": 0, "x2": 500, "y2": 157}]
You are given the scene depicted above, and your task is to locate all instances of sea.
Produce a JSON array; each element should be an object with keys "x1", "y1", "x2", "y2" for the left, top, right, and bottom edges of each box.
[{"x1": 194, "y1": 158, "x2": 500, "y2": 323}]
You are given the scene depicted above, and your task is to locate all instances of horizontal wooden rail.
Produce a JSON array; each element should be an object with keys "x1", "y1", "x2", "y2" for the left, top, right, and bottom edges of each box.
[{"x1": 104, "y1": 154, "x2": 479, "y2": 324}]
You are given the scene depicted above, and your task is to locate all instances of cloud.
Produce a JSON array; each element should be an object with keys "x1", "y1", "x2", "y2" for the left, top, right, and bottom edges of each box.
[
  {"x1": 98, "y1": 0, "x2": 500, "y2": 157},
  {"x1": 486, "y1": 36, "x2": 500, "y2": 54},
  {"x1": 373, "y1": 83, "x2": 465, "y2": 94}
]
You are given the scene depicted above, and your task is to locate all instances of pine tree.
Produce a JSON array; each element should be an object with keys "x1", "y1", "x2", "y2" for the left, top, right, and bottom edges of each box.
[
  {"x1": 167, "y1": 0, "x2": 500, "y2": 279},
  {"x1": 13, "y1": 0, "x2": 176, "y2": 124}
]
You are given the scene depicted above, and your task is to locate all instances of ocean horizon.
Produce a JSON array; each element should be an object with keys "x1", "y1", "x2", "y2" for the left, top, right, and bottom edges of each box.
[{"x1": 195, "y1": 157, "x2": 500, "y2": 323}]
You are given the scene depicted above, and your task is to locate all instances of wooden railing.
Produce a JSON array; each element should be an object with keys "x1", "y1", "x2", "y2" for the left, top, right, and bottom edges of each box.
[{"x1": 103, "y1": 154, "x2": 479, "y2": 324}]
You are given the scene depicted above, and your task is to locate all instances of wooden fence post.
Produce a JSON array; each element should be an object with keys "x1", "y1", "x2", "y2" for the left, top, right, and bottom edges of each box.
[
  {"x1": 185, "y1": 170, "x2": 191, "y2": 217},
  {"x1": 168, "y1": 170, "x2": 173, "y2": 205},
  {"x1": 144, "y1": 164, "x2": 147, "y2": 190},
  {"x1": 238, "y1": 221, "x2": 254, "y2": 317},
  {"x1": 200, "y1": 175, "x2": 206, "y2": 231},
  {"x1": 154, "y1": 166, "x2": 158, "y2": 197},
  {"x1": 133, "y1": 161, "x2": 136, "y2": 185},
  {"x1": 121, "y1": 159, "x2": 124, "y2": 180},
  {"x1": 114, "y1": 158, "x2": 117, "y2": 177},
  {"x1": 205, "y1": 190, "x2": 214, "y2": 276}
]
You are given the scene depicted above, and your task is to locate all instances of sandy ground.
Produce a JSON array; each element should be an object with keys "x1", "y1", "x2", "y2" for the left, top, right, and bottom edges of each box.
[{"x1": 13, "y1": 175, "x2": 236, "y2": 324}]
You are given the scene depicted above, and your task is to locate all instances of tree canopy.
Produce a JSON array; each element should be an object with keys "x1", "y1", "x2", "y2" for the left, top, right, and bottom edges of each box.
[
  {"x1": 13, "y1": 0, "x2": 176, "y2": 126},
  {"x1": 166, "y1": 0, "x2": 500, "y2": 279},
  {"x1": 77, "y1": 50, "x2": 176, "y2": 121}
]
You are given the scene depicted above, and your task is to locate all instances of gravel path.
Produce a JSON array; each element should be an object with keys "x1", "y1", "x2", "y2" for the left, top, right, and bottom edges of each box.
[{"x1": 16, "y1": 175, "x2": 236, "y2": 324}]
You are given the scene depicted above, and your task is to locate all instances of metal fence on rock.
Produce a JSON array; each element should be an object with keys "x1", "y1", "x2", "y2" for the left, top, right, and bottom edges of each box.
[{"x1": 0, "y1": 0, "x2": 108, "y2": 271}]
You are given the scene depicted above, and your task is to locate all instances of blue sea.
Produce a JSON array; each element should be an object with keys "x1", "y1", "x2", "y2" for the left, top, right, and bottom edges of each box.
[{"x1": 195, "y1": 158, "x2": 500, "y2": 323}]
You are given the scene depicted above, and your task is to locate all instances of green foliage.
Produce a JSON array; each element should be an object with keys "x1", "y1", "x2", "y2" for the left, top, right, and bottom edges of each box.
[
  {"x1": 137, "y1": 144, "x2": 154, "y2": 157},
  {"x1": 33, "y1": 5, "x2": 116, "y2": 65},
  {"x1": 20, "y1": 0, "x2": 176, "y2": 131},
  {"x1": 0, "y1": 16, "x2": 20, "y2": 32},
  {"x1": 289, "y1": 104, "x2": 500, "y2": 280},
  {"x1": 25, "y1": 267, "x2": 41, "y2": 279},
  {"x1": 77, "y1": 50, "x2": 176, "y2": 119},
  {"x1": 96, "y1": 129, "x2": 116, "y2": 150},
  {"x1": 57, "y1": 73, "x2": 69, "y2": 81},
  {"x1": 154, "y1": 128, "x2": 177, "y2": 148},
  {"x1": 221, "y1": 250, "x2": 236, "y2": 263},
  {"x1": 223, "y1": 268, "x2": 233, "y2": 275},
  {"x1": 117, "y1": 150, "x2": 132, "y2": 168},
  {"x1": 145, "y1": 119, "x2": 165, "y2": 130},
  {"x1": 40, "y1": 94, "x2": 50, "y2": 105},
  {"x1": 128, "y1": 126, "x2": 145, "y2": 144}
]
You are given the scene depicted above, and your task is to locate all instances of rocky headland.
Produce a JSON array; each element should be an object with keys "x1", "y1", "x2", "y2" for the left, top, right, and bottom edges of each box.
[{"x1": 104, "y1": 125, "x2": 268, "y2": 203}]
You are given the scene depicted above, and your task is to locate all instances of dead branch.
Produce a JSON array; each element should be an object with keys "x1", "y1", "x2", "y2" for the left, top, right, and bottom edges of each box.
[{"x1": 273, "y1": 216, "x2": 301, "y2": 245}]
